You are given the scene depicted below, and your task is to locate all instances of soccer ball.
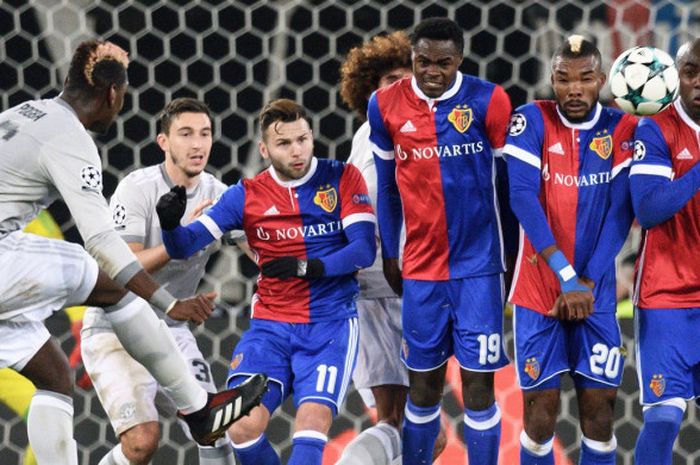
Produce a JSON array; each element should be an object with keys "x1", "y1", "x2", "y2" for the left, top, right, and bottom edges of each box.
[{"x1": 609, "y1": 46, "x2": 679, "y2": 116}]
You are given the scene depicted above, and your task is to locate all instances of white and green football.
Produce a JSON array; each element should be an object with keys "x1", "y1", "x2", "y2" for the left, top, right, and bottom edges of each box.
[{"x1": 609, "y1": 45, "x2": 679, "y2": 116}]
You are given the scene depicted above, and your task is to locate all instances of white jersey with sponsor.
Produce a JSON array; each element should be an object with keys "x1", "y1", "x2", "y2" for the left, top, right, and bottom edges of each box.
[
  {"x1": 0, "y1": 97, "x2": 139, "y2": 280},
  {"x1": 347, "y1": 121, "x2": 403, "y2": 299},
  {"x1": 83, "y1": 164, "x2": 226, "y2": 331}
]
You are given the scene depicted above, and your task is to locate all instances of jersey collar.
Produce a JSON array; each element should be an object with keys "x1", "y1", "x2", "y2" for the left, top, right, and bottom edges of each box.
[
  {"x1": 411, "y1": 72, "x2": 463, "y2": 105},
  {"x1": 159, "y1": 163, "x2": 201, "y2": 198},
  {"x1": 674, "y1": 99, "x2": 700, "y2": 133},
  {"x1": 268, "y1": 156, "x2": 318, "y2": 188},
  {"x1": 556, "y1": 102, "x2": 602, "y2": 130}
]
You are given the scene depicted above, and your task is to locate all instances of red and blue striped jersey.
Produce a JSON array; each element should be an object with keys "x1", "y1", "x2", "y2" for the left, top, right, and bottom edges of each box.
[
  {"x1": 631, "y1": 100, "x2": 700, "y2": 309},
  {"x1": 368, "y1": 73, "x2": 512, "y2": 281},
  {"x1": 199, "y1": 158, "x2": 375, "y2": 323},
  {"x1": 505, "y1": 101, "x2": 636, "y2": 314}
]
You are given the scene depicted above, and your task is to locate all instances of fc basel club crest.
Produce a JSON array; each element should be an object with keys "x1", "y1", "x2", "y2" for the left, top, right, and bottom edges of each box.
[
  {"x1": 650, "y1": 374, "x2": 666, "y2": 397},
  {"x1": 524, "y1": 357, "x2": 540, "y2": 380},
  {"x1": 589, "y1": 131, "x2": 613, "y2": 160},
  {"x1": 448, "y1": 105, "x2": 473, "y2": 133},
  {"x1": 230, "y1": 353, "x2": 244, "y2": 370},
  {"x1": 314, "y1": 184, "x2": 337, "y2": 213}
]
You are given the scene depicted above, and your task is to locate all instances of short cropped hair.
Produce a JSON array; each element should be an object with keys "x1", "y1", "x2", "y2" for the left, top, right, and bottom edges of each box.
[
  {"x1": 258, "y1": 99, "x2": 310, "y2": 139},
  {"x1": 551, "y1": 35, "x2": 602, "y2": 69},
  {"x1": 158, "y1": 98, "x2": 212, "y2": 135},
  {"x1": 410, "y1": 18, "x2": 464, "y2": 55},
  {"x1": 64, "y1": 40, "x2": 129, "y2": 96},
  {"x1": 339, "y1": 31, "x2": 412, "y2": 120}
]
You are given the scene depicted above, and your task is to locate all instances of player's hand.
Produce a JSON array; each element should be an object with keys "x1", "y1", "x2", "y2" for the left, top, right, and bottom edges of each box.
[
  {"x1": 548, "y1": 278, "x2": 594, "y2": 320},
  {"x1": 382, "y1": 258, "x2": 403, "y2": 297},
  {"x1": 156, "y1": 185, "x2": 187, "y2": 231},
  {"x1": 187, "y1": 198, "x2": 213, "y2": 223},
  {"x1": 167, "y1": 291, "x2": 217, "y2": 325},
  {"x1": 261, "y1": 257, "x2": 324, "y2": 279}
]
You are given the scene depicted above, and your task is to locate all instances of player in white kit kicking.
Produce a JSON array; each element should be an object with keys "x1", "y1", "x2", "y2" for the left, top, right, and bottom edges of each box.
[
  {"x1": 81, "y1": 98, "x2": 236, "y2": 465},
  {"x1": 0, "y1": 40, "x2": 266, "y2": 465}
]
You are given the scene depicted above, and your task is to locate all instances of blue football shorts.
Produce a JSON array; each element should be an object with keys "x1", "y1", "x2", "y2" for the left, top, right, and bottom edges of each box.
[
  {"x1": 226, "y1": 316, "x2": 359, "y2": 416},
  {"x1": 513, "y1": 305, "x2": 624, "y2": 390},
  {"x1": 401, "y1": 274, "x2": 509, "y2": 372},
  {"x1": 636, "y1": 307, "x2": 700, "y2": 406}
]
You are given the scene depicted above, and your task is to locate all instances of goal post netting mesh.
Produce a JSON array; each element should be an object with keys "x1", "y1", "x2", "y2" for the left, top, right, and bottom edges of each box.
[{"x1": 1, "y1": 1, "x2": 699, "y2": 464}]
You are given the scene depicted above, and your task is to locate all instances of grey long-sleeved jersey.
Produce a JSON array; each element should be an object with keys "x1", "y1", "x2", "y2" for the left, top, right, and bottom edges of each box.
[{"x1": 0, "y1": 97, "x2": 141, "y2": 282}]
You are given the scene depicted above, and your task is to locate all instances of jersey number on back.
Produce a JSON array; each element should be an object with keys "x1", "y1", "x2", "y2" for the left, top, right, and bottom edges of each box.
[{"x1": 0, "y1": 121, "x2": 19, "y2": 141}]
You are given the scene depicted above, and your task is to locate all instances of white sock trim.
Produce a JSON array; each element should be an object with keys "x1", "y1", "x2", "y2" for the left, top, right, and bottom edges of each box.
[
  {"x1": 404, "y1": 404, "x2": 441, "y2": 424},
  {"x1": 581, "y1": 434, "x2": 617, "y2": 453},
  {"x1": 520, "y1": 430, "x2": 554, "y2": 456},
  {"x1": 293, "y1": 430, "x2": 328, "y2": 442},
  {"x1": 464, "y1": 404, "x2": 501, "y2": 431},
  {"x1": 232, "y1": 434, "x2": 264, "y2": 450},
  {"x1": 32, "y1": 391, "x2": 74, "y2": 415}
]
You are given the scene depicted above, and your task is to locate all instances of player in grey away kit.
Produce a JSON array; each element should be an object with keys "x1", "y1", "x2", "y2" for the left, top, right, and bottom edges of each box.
[
  {"x1": 0, "y1": 40, "x2": 266, "y2": 465},
  {"x1": 82, "y1": 98, "x2": 236, "y2": 465}
]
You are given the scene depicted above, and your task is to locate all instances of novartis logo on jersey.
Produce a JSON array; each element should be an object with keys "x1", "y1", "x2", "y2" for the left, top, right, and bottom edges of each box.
[
  {"x1": 393, "y1": 142, "x2": 484, "y2": 161},
  {"x1": 255, "y1": 220, "x2": 343, "y2": 241},
  {"x1": 542, "y1": 163, "x2": 612, "y2": 187}
]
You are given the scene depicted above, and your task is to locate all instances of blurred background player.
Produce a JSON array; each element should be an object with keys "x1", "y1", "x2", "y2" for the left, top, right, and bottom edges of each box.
[
  {"x1": 337, "y1": 31, "x2": 446, "y2": 465},
  {"x1": 156, "y1": 99, "x2": 376, "y2": 465},
  {"x1": 368, "y1": 18, "x2": 511, "y2": 465},
  {"x1": 0, "y1": 39, "x2": 266, "y2": 465},
  {"x1": 81, "y1": 98, "x2": 235, "y2": 465},
  {"x1": 0, "y1": 210, "x2": 87, "y2": 465},
  {"x1": 504, "y1": 35, "x2": 636, "y2": 465},
  {"x1": 630, "y1": 38, "x2": 700, "y2": 465}
]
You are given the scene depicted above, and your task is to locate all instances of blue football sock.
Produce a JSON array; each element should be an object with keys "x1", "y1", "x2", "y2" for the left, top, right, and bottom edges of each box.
[
  {"x1": 635, "y1": 404, "x2": 684, "y2": 465},
  {"x1": 287, "y1": 431, "x2": 327, "y2": 465},
  {"x1": 579, "y1": 435, "x2": 616, "y2": 465},
  {"x1": 402, "y1": 399, "x2": 441, "y2": 465},
  {"x1": 233, "y1": 434, "x2": 280, "y2": 465},
  {"x1": 520, "y1": 431, "x2": 554, "y2": 465},
  {"x1": 463, "y1": 403, "x2": 501, "y2": 465}
]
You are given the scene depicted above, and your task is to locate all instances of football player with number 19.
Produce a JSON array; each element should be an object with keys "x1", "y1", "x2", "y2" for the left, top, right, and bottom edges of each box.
[
  {"x1": 368, "y1": 17, "x2": 511, "y2": 465},
  {"x1": 504, "y1": 36, "x2": 637, "y2": 465},
  {"x1": 158, "y1": 99, "x2": 376, "y2": 465},
  {"x1": 630, "y1": 38, "x2": 700, "y2": 465}
]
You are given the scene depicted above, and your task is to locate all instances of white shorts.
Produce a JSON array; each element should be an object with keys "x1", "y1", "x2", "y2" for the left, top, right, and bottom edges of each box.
[
  {"x1": 82, "y1": 325, "x2": 215, "y2": 436},
  {"x1": 0, "y1": 319, "x2": 51, "y2": 370},
  {"x1": 0, "y1": 231, "x2": 98, "y2": 322},
  {"x1": 353, "y1": 297, "x2": 408, "y2": 408}
]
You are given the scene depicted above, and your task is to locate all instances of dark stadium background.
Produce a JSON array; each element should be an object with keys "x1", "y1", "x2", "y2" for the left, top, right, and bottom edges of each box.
[{"x1": 1, "y1": 1, "x2": 699, "y2": 464}]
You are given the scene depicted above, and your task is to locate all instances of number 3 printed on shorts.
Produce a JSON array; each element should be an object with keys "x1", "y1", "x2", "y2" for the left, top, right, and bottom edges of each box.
[
  {"x1": 589, "y1": 343, "x2": 622, "y2": 379},
  {"x1": 477, "y1": 333, "x2": 501, "y2": 365},
  {"x1": 315, "y1": 364, "x2": 338, "y2": 394}
]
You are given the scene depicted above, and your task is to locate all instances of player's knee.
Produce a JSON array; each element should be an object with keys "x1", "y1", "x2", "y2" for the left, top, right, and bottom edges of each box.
[
  {"x1": 580, "y1": 404, "x2": 615, "y2": 440},
  {"x1": 121, "y1": 424, "x2": 160, "y2": 465},
  {"x1": 229, "y1": 406, "x2": 269, "y2": 444},
  {"x1": 524, "y1": 408, "x2": 557, "y2": 442},
  {"x1": 461, "y1": 373, "x2": 495, "y2": 410},
  {"x1": 295, "y1": 401, "x2": 334, "y2": 435}
]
